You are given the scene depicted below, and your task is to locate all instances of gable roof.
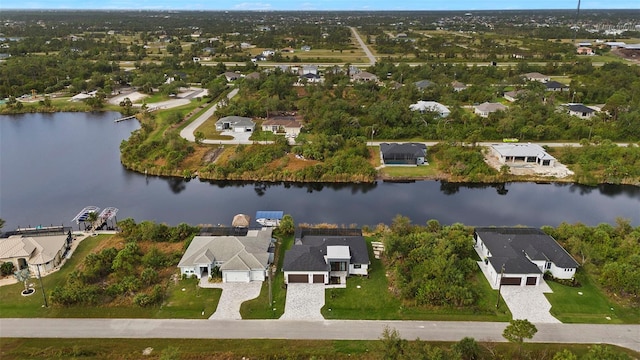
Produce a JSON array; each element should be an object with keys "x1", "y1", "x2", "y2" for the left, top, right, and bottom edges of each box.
[
  {"x1": 409, "y1": 101, "x2": 450, "y2": 114},
  {"x1": 283, "y1": 235, "x2": 369, "y2": 272},
  {"x1": 475, "y1": 227, "x2": 579, "y2": 274},
  {"x1": 0, "y1": 235, "x2": 67, "y2": 265},
  {"x1": 178, "y1": 229, "x2": 272, "y2": 271},
  {"x1": 451, "y1": 81, "x2": 467, "y2": 90},
  {"x1": 216, "y1": 116, "x2": 254, "y2": 127},
  {"x1": 414, "y1": 79, "x2": 434, "y2": 89},
  {"x1": 523, "y1": 72, "x2": 549, "y2": 80},
  {"x1": 351, "y1": 71, "x2": 378, "y2": 81},
  {"x1": 475, "y1": 102, "x2": 507, "y2": 113}
]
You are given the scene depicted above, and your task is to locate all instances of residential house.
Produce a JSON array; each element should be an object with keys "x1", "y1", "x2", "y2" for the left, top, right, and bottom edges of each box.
[
  {"x1": 301, "y1": 65, "x2": 318, "y2": 75},
  {"x1": 474, "y1": 102, "x2": 507, "y2": 118},
  {"x1": 409, "y1": 101, "x2": 450, "y2": 117},
  {"x1": 414, "y1": 79, "x2": 435, "y2": 90},
  {"x1": 567, "y1": 104, "x2": 596, "y2": 119},
  {"x1": 281, "y1": 47, "x2": 295, "y2": 53},
  {"x1": 223, "y1": 72, "x2": 241, "y2": 82},
  {"x1": 577, "y1": 42, "x2": 592, "y2": 47},
  {"x1": 522, "y1": 72, "x2": 550, "y2": 82},
  {"x1": 350, "y1": 71, "x2": 378, "y2": 82},
  {"x1": 577, "y1": 47, "x2": 595, "y2": 55},
  {"x1": 215, "y1": 116, "x2": 255, "y2": 132},
  {"x1": 253, "y1": 55, "x2": 267, "y2": 62},
  {"x1": 261, "y1": 117, "x2": 303, "y2": 137},
  {"x1": 604, "y1": 41, "x2": 625, "y2": 49},
  {"x1": 545, "y1": 81, "x2": 569, "y2": 92},
  {"x1": 474, "y1": 227, "x2": 579, "y2": 287},
  {"x1": 491, "y1": 143, "x2": 556, "y2": 167},
  {"x1": 283, "y1": 228, "x2": 370, "y2": 285},
  {"x1": 262, "y1": 49, "x2": 275, "y2": 57},
  {"x1": 300, "y1": 45, "x2": 311, "y2": 51},
  {"x1": 503, "y1": 90, "x2": 526, "y2": 102},
  {"x1": 178, "y1": 228, "x2": 274, "y2": 282},
  {"x1": 380, "y1": 143, "x2": 427, "y2": 165},
  {"x1": 299, "y1": 73, "x2": 322, "y2": 83},
  {"x1": 451, "y1": 81, "x2": 467, "y2": 92},
  {"x1": 0, "y1": 228, "x2": 72, "y2": 274},
  {"x1": 245, "y1": 72, "x2": 261, "y2": 80},
  {"x1": 240, "y1": 42, "x2": 254, "y2": 49}
]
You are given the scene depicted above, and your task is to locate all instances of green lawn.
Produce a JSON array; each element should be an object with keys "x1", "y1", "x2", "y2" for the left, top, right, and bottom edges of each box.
[
  {"x1": 240, "y1": 235, "x2": 293, "y2": 319},
  {"x1": 379, "y1": 165, "x2": 440, "y2": 178},
  {"x1": 546, "y1": 271, "x2": 640, "y2": 324},
  {"x1": 322, "y1": 240, "x2": 512, "y2": 321},
  {"x1": 0, "y1": 234, "x2": 222, "y2": 319}
]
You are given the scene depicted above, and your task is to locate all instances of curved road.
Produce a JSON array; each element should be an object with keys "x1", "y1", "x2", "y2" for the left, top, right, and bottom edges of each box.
[
  {"x1": 350, "y1": 26, "x2": 376, "y2": 65},
  {"x1": 0, "y1": 318, "x2": 638, "y2": 351}
]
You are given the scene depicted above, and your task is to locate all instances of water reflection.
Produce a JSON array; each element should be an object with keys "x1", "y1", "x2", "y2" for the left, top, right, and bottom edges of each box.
[
  {"x1": 440, "y1": 181, "x2": 509, "y2": 195},
  {"x1": 197, "y1": 179, "x2": 378, "y2": 195}
]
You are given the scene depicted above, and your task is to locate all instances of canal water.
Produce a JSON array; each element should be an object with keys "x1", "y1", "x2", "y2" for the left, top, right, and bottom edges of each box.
[{"x1": 1, "y1": 112, "x2": 638, "y2": 231}]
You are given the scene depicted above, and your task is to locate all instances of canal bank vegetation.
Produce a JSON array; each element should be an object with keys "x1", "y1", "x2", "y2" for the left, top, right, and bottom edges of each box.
[{"x1": 0, "y1": 337, "x2": 636, "y2": 360}]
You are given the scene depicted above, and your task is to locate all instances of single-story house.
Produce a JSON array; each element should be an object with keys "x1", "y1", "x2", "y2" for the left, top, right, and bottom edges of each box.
[
  {"x1": 215, "y1": 116, "x2": 255, "y2": 132},
  {"x1": 380, "y1": 142, "x2": 427, "y2": 165},
  {"x1": 261, "y1": 117, "x2": 302, "y2": 137},
  {"x1": 281, "y1": 47, "x2": 295, "y2": 53},
  {"x1": 262, "y1": 49, "x2": 275, "y2": 57},
  {"x1": 474, "y1": 227, "x2": 579, "y2": 286},
  {"x1": 567, "y1": 104, "x2": 596, "y2": 119},
  {"x1": 522, "y1": 72, "x2": 550, "y2": 83},
  {"x1": 178, "y1": 228, "x2": 274, "y2": 282},
  {"x1": 604, "y1": 41, "x2": 625, "y2": 49},
  {"x1": 245, "y1": 72, "x2": 261, "y2": 80},
  {"x1": 414, "y1": 79, "x2": 435, "y2": 90},
  {"x1": 301, "y1": 65, "x2": 318, "y2": 75},
  {"x1": 223, "y1": 72, "x2": 241, "y2": 82},
  {"x1": 577, "y1": 47, "x2": 595, "y2": 55},
  {"x1": 491, "y1": 143, "x2": 556, "y2": 167},
  {"x1": 503, "y1": 90, "x2": 526, "y2": 102},
  {"x1": 351, "y1": 71, "x2": 378, "y2": 82},
  {"x1": 409, "y1": 101, "x2": 450, "y2": 117},
  {"x1": 283, "y1": 229, "x2": 369, "y2": 285},
  {"x1": 545, "y1": 81, "x2": 569, "y2": 92},
  {"x1": 0, "y1": 232, "x2": 72, "y2": 274},
  {"x1": 301, "y1": 45, "x2": 311, "y2": 51},
  {"x1": 474, "y1": 102, "x2": 507, "y2": 117},
  {"x1": 451, "y1": 81, "x2": 467, "y2": 92},
  {"x1": 299, "y1": 73, "x2": 322, "y2": 83}
]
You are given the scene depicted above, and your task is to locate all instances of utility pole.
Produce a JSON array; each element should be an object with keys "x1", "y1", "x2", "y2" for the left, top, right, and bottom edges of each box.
[
  {"x1": 37, "y1": 264, "x2": 48, "y2": 307},
  {"x1": 496, "y1": 263, "x2": 505, "y2": 309},
  {"x1": 268, "y1": 265, "x2": 273, "y2": 308}
]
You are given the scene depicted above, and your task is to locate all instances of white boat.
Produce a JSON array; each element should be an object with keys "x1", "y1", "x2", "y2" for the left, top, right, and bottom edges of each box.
[{"x1": 256, "y1": 218, "x2": 279, "y2": 227}]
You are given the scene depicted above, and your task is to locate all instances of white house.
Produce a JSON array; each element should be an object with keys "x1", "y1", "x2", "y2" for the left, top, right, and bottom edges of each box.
[
  {"x1": 301, "y1": 65, "x2": 318, "y2": 75},
  {"x1": 0, "y1": 231, "x2": 72, "y2": 274},
  {"x1": 409, "y1": 101, "x2": 450, "y2": 117},
  {"x1": 474, "y1": 227, "x2": 579, "y2": 287},
  {"x1": 283, "y1": 229, "x2": 369, "y2": 285},
  {"x1": 474, "y1": 102, "x2": 507, "y2": 117},
  {"x1": 262, "y1": 49, "x2": 275, "y2": 57},
  {"x1": 215, "y1": 116, "x2": 255, "y2": 132},
  {"x1": 522, "y1": 72, "x2": 550, "y2": 83},
  {"x1": 567, "y1": 104, "x2": 597, "y2": 119},
  {"x1": 491, "y1": 143, "x2": 556, "y2": 167},
  {"x1": 178, "y1": 229, "x2": 274, "y2": 282},
  {"x1": 350, "y1": 71, "x2": 378, "y2": 82}
]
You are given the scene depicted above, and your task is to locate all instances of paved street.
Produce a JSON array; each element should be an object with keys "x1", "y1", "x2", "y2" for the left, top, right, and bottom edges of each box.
[
  {"x1": 350, "y1": 26, "x2": 376, "y2": 65},
  {"x1": 0, "y1": 319, "x2": 638, "y2": 351}
]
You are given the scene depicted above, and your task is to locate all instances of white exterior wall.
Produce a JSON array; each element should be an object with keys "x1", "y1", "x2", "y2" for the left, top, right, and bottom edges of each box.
[
  {"x1": 180, "y1": 266, "x2": 199, "y2": 278},
  {"x1": 250, "y1": 269, "x2": 266, "y2": 281},
  {"x1": 550, "y1": 263, "x2": 576, "y2": 279},
  {"x1": 349, "y1": 263, "x2": 369, "y2": 276}
]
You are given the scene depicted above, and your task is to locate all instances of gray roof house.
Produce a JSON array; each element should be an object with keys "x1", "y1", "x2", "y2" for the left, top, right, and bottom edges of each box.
[
  {"x1": 351, "y1": 71, "x2": 378, "y2": 82},
  {"x1": 414, "y1": 79, "x2": 435, "y2": 90},
  {"x1": 545, "y1": 81, "x2": 569, "y2": 92},
  {"x1": 0, "y1": 230, "x2": 72, "y2": 274},
  {"x1": 490, "y1": 143, "x2": 556, "y2": 167},
  {"x1": 223, "y1": 72, "x2": 241, "y2": 82},
  {"x1": 283, "y1": 229, "x2": 370, "y2": 285},
  {"x1": 503, "y1": 90, "x2": 526, "y2": 102},
  {"x1": 380, "y1": 143, "x2": 427, "y2": 165},
  {"x1": 409, "y1": 101, "x2": 450, "y2": 117},
  {"x1": 474, "y1": 102, "x2": 508, "y2": 117},
  {"x1": 522, "y1": 72, "x2": 550, "y2": 82},
  {"x1": 178, "y1": 228, "x2": 274, "y2": 282},
  {"x1": 215, "y1": 116, "x2": 255, "y2": 132},
  {"x1": 567, "y1": 104, "x2": 596, "y2": 119},
  {"x1": 451, "y1": 81, "x2": 467, "y2": 92},
  {"x1": 474, "y1": 227, "x2": 579, "y2": 287}
]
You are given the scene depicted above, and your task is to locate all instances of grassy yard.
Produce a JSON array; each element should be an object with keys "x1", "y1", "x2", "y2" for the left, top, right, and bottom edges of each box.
[
  {"x1": 1, "y1": 338, "x2": 635, "y2": 360},
  {"x1": 322, "y1": 240, "x2": 512, "y2": 321},
  {"x1": 240, "y1": 235, "x2": 293, "y2": 319},
  {"x1": 194, "y1": 114, "x2": 234, "y2": 140},
  {"x1": 0, "y1": 234, "x2": 222, "y2": 319},
  {"x1": 545, "y1": 271, "x2": 640, "y2": 324},
  {"x1": 379, "y1": 164, "x2": 440, "y2": 178}
]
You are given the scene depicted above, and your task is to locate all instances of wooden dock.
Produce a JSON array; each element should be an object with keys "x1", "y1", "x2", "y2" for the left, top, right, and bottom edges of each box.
[{"x1": 114, "y1": 115, "x2": 136, "y2": 123}]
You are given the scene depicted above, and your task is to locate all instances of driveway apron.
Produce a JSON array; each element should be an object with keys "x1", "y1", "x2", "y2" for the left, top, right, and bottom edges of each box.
[
  {"x1": 500, "y1": 282, "x2": 561, "y2": 323},
  {"x1": 200, "y1": 279, "x2": 262, "y2": 320},
  {"x1": 280, "y1": 283, "x2": 325, "y2": 320}
]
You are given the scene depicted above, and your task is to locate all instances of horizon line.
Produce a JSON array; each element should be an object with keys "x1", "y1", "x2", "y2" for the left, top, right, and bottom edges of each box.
[{"x1": 1, "y1": 8, "x2": 639, "y2": 11}]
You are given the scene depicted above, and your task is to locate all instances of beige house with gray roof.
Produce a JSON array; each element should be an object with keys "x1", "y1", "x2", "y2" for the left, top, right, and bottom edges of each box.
[
  {"x1": 0, "y1": 234, "x2": 70, "y2": 274},
  {"x1": 474, "y1": 102, "x2": 508, "y2": 117},
  {"x1": 178, "y1": 228, "x2": 274, "y2": 282}
]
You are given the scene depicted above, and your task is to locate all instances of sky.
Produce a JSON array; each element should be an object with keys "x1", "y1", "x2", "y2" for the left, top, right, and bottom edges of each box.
[{"x1": 3, "y1": 0, "x2": 639, "y2": 11}]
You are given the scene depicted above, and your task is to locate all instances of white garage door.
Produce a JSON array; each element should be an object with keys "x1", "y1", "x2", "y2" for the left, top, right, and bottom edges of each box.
[
  {"x1": 250, "y1": 270, "x2": 265, "y2": 281},
  {"x1": 224, "y1": 271, "x2": 250, "y2": 283}
]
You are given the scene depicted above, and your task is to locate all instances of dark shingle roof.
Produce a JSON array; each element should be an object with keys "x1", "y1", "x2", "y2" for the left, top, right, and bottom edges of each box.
[
  {"x1": 545, "y1": 81, "x2": 568, "y2": 90},
  {"x1": 283, "y1": 235, "x2": 370, "y2": 272},
  {"x1": 380, "y1": 143, "x2": 427, "y2": 160},
  {"x1": 567, "y1": 104, "x2": 595, "y2": 113},
  {"x1": 475, "y1": 227, "x2": 579, "y2": 274}
]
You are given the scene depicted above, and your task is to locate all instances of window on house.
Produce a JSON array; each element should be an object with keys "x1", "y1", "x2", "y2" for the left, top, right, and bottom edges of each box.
[
  {"x1": 353, "y1": 264, "x2": 361, "y2": 269},
  {"x1": 545, "y1": 262, "x2": 551, "y2": 270}
]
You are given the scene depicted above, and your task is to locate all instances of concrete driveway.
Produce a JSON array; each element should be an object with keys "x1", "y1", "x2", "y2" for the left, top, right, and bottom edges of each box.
[
  {"x1": 280, "y1": 284, "x2": 325, "y2": 320},
  {"x1": 199, "y1": 279, "x2": 262, "y2": 320},
  {"x1": 500, "y1": 282, "x2": 561, "y2": 323}
]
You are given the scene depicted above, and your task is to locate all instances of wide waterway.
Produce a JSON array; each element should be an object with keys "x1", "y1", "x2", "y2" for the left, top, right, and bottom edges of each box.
[{"x1": 1, "y1": 112, "x2": 639, "y2": 231}]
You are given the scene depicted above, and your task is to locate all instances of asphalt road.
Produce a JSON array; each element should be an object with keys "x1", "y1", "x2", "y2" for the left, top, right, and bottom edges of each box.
[
  {"x1": 0, "y1": 319, "x2": 638, "y2": 351},
  {"x1": 350, "y1": 26, "x2": 377, "y2": 65},
  {"x1": 179, "y1": 87, "x2": 240, "y2": 143}
]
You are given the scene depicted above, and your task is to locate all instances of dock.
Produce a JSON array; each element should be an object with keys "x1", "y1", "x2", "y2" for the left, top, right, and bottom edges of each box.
[
  {"x1": 114, "y1": 115, "x2": 137, "y2": 123},
  {"x1": 71, "y1": 206, "x2": 119, "y2": 231}
]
